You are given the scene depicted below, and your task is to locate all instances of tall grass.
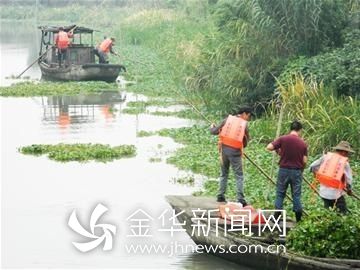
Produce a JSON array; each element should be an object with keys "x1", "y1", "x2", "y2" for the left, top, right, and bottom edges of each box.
[{"x1": 270, "y1": 75, "x2": 360, "y2": 156}]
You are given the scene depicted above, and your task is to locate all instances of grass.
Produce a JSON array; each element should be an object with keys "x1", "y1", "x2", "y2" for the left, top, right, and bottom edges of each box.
[
  {"x1": 19, "y1": 143, "x2": 136, "y2": 162},
  {"x1": 0, "y1": 81, "x2": 117, "y2": 97}
]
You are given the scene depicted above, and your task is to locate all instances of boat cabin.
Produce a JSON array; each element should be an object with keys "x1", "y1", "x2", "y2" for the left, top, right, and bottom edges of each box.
[{"x1": 38, "y1": 25, "x2": 96, "y2": 67}]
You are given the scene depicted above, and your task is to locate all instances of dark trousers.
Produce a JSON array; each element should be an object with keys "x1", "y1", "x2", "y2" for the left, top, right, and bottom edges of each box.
[
  {"x1": 275, "y1": 168, "x2": 303, "y2": 213},
  {"x1": 323, "y1": 196, "x2": 347, "y2": 214},
  {"x1": 217, "y1": 145, "x2": 245, "y2": 204},
  {"x1": 94, "y1": 48, "x2": 108, "y2": 64},
  {"x1": 57, "y1": 48, "x2": 68, "y2": 66}
]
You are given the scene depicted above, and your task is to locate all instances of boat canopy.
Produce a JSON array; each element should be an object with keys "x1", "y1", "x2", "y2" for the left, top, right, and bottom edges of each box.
[{"x1": 38, "y1": 25, "x2": 95, "y2": 34}]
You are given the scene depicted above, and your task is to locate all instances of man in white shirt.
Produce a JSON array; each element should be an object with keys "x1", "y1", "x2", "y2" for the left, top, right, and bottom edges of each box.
[{"x1": 309, "y1": 141, "x2": 354, "y2": 214}]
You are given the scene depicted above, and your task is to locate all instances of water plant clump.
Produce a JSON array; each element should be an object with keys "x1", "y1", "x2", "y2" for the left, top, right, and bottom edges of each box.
[
  {"x1": 0, "y1": 81, "x2": 117, "y2": 97},
  {"x1": 287, "y1": 209, "x2": 360, "y2": 259},
  {"x1": 19, "y1": 143, "x2": 136, "y2": 162}
]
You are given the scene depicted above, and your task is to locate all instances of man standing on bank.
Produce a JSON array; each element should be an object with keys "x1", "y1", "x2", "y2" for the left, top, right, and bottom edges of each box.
[
  {"x1": 210, "y1": 106, "x2": 253, "y2": 206},
  {"x1": 266, "y1": 120, "x2": 308, "y2": 222},
  {"x1": 309, "y1": 141, "x2": 354, "y2": 214}
]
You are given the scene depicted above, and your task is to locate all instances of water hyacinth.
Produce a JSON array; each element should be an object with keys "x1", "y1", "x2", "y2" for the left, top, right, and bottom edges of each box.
[{"x1": 19, "y1": 143, "x2": 136, "y2": 162}]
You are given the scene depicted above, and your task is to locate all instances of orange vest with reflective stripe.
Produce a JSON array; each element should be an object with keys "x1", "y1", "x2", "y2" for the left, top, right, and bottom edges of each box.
[
  {"x1": 57, "y1": 31, "x2": 70, "y2": 49},
  {"x1": 316, "y1": 152, "x2": 347, "y2": 189},
  {"x1": 99, "y1": 38, "x2": 112, "y2": 53},
  {"x1": 219, "y1": 115, "x2": 247, "y2": 149}
]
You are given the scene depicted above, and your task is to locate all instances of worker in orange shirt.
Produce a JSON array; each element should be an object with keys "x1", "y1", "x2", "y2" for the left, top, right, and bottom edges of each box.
[
  {"x1": 94, "y1": 37, "x2": 119, "y2": 64},
  {"x1": 55, "y1": 27, "x2": 74, "y2": 67}
]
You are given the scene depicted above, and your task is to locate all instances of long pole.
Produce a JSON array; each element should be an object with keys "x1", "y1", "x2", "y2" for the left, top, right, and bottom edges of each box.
[
  {"x1": 243, "y1": 152, "x2": 309, "y2": 216},
  {"x1": 16, "y1": 47, "x2": 52, "y2": 78}
]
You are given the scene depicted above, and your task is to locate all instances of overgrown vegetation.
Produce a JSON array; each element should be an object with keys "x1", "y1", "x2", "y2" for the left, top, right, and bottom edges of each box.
[
  {"x1": 19, "y1": 143, "x2": 136, "y2": 162},
  {"x1": 279, "y1": 29, "x2": 360, "y2": 97},
  {"x1": 269, "y1": 76, "x2": 360, "y2": 156},
  {"x1": 0, "y1": 81, "x2": 116, "y2": 97},
  {"x1": 288, "y1": 209, "x2": 360, "y2": 259}
]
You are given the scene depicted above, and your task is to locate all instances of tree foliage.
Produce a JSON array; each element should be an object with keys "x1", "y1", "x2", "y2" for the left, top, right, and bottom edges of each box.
[
  {"x1": 279, "y1": 29, "x2": 360, "y2": 97},
  {"x1": 186, "y1": 0, "x2": 353, "y2": 112}
]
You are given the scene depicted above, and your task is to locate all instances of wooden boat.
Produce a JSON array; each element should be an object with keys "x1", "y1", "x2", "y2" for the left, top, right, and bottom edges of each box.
[
  {"x1": 38, "y1": 25, "x2": 126, "y2": 82},
  {"x1": 166, "y1": 195, "x2": 360, "y2": 270}
]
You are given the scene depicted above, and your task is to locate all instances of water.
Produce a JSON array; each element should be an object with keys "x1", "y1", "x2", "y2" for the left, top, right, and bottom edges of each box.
[{"x1": 1, "y1": 20, "x2": 250, "y2": 269}]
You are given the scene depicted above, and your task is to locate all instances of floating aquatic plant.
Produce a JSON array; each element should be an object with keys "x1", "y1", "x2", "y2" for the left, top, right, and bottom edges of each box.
[{"x1": 19, "y1": 143, "x2": 136, "y2": 162}]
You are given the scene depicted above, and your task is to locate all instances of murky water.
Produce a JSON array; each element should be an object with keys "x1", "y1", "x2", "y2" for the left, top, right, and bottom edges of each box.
[{"x1": 1, "y1": 20, "x2": 250, "y2": 269}]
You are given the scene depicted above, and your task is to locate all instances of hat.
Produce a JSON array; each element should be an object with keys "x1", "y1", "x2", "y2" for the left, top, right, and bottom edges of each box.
[
  {"x1": 333, "y1": 141, "x2": 355, "y2": 153},
  {"x1": 237, "y1": 106, "x2": 254, "y2": 115}
]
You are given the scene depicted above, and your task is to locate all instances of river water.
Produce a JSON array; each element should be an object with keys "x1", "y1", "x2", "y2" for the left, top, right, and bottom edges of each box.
[{"x1": 0, "y1": 20, "x2": 249, "y2": 269}]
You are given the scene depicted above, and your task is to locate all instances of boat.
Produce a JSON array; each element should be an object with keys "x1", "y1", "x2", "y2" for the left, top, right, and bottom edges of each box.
[
  {"x1": 38, "y1": 25, "x2": 126, "y2": 82},
  {"x1": 166, "y1": 195, "x2": 360, "y2": 270}
]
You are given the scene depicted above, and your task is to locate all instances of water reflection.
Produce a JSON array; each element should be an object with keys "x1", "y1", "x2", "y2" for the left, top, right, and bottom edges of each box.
[{"x1": 41, "y1": 91, "x2": 126, "y2": 128}]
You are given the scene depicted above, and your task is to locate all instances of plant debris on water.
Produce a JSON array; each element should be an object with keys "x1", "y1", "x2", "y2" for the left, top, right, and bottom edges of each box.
[
  {"x1": 19, "y1": 143, "x2": 136, "y2": 162},
  {"x1": 0, "y1": 81, "x2": 117, "y2": 97}
]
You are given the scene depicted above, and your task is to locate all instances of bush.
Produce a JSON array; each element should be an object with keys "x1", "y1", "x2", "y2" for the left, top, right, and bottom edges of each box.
[{"x1": 280, "y1": 29, "x2": 360, "y2": 97}]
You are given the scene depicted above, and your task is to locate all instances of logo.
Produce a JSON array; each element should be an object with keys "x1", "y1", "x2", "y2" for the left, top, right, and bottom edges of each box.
[{"x1": 68, "y1": 203, "x2": 116, "y2": 252}]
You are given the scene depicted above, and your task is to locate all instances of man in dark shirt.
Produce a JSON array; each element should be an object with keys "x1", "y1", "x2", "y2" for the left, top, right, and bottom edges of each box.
[
  {"x1": 210, "y1": 106, "x2": 252, "y2": 206},
  {"x1": 266, "y1": 120, "x2": 308, "y2": 222}
]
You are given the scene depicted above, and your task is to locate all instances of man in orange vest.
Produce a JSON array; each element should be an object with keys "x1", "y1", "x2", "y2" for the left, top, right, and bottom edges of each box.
[
  {"x1": 310, "y1": 141, "x2": 354, "y2": 214},
  {"x1": 55, "y1": 27, "x2": 74, "y2": 67},
  {"x1": 266, "y1": 120, "x2": 308, "y2": 222},
  {"x1": 94, "y1": 37, "x2": 119, "y2": 64},
  {"x1": 210, "y1": 106, "x2": 252, "y2": 206}
]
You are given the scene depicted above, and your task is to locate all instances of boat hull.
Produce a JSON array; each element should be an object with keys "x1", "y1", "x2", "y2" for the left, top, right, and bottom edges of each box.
[
  {"x1": 166, "y1": 195, "x2": 359, "y2": 270},
  {"x1": 39, "y1": 62, "x2": 125, "y2": 82}
]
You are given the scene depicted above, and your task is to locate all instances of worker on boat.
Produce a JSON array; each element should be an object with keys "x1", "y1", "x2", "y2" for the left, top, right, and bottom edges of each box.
[
  {"x1": 309, "y1": 141, "x2": 354, "y2": 214},
  {"x1": 94, "y1": 37, "x2": 119, "y2": 64},
  {"x1": 55, "y1": 27, "x2": 74, "y2": 67},
  {"x1": 266, "y1": 120, "x2": 308, "y2": 222},
  {"x1": 210, "y1": 106, "x2": 253, "y2": 206}
]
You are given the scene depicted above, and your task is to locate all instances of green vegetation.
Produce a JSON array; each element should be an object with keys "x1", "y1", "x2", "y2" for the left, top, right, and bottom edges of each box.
[
  {"x1": 149, "y1": 157, "x2": 162, "y2": 162},
  {"x1": 19, "y1": 143, "x2": 136, "y2": 162},
  {"x1": 150, "y1": 109, "x2": 199, "y2": 119},
  {"x1": 185, "y1": 0, "x2": 357, "y2": 112},
  {"x1": 171, "y1": 175, "x2": 195, "y2": 186},
  {"x1": 0, "y1": 81, "x2": 116, "y2": 97},
  {"x1": 136, "y1": 130, "x2": 156, "y2": 137},
  {"x1": 269, "y1": 76, "x2": 360, "y2": 156},
  {"x1": 288, "y1": 210, "x2": 360, "y2": 259},
  {"x1": 280, "y1": 30, "x2": 360, "y2": 97}
]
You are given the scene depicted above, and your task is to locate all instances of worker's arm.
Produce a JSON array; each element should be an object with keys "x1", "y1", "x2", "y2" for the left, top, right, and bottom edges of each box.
[
  {"x1": 344, "y1": 163, "x2": 353, "y2": 195},
  {"x1": 243, "y1": 124, "x2": 250, "y2": 148},
  {"x1": 266, "y1": 143, "x2": 275, "y2": 151},
  {"x1": 302, "y1": 145, "x2": 308, "y2": 167},
  {"x1": 309, "y1": 156, "x2": 323, "y2": 174},
  {"x1": 303, "y1": 155, "x2": 308, "y2": 166},
  {"x1": 110, "y1": 46, "x2": 119, "y2": 56},
  {"x1": 210, "y1": 118, "x2": 227, "y2": 135}
]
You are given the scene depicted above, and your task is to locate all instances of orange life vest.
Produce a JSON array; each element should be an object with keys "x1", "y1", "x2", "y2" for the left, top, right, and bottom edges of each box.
[
  {"x1": 316, "y1": 152, "x2": 347, "y2": 190},
  {"x1": 219, "y1": 115, "x2": 247, "y2": 149},
  {"x1": 99, "y1": 38, "x2": 112, "y2": 53},
  {"x1": 57, "y1": 31, "x2": 70, "y2": 49}
]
